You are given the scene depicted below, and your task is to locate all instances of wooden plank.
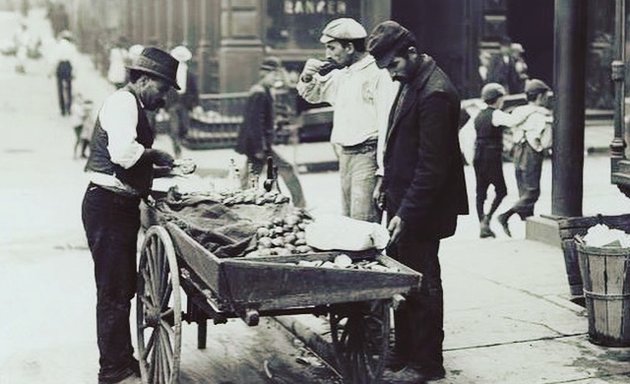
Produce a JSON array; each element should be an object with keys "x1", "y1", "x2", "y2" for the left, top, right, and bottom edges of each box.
[
  {"x1": 218, "y1": 258, "x2": 419, "y2": 311},
  {"x1": 588, "y1": 252, "x2": 608, "y2": 337},
  {"x1": 165, "y1": 222, "x2": 223, "y2": 293},
  {"x1": 623, "y1": 258, "x2": 630, "y2": 342},
  {"x1": 605, "y1": 254, "x2": 625, "y2": 340}
]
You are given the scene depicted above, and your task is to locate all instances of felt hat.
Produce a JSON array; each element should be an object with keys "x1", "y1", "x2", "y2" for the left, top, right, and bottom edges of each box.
[
  {"x1": 366, "y1": 20, "x2": 416, "y2": 68},
  {"x1": 126, "y1": 47, "x2": 180, "y2": 90}
]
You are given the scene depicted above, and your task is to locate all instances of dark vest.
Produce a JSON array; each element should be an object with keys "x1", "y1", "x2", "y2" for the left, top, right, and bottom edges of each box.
[
  {"x1": 85, "y1": 88, "x2": 155, "y2": 195},
  {"x1": 474, "y1": 107, "x2": 503, "y2": 149}
]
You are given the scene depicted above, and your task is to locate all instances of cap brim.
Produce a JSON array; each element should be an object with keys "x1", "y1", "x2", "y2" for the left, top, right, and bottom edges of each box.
[
  {"x1": 373, "y1": 50, "x2": 396, "y2": 69},
  {"x1": 126, "y1": 65, "x2": 181, "y2": 90},
  {"x1": 320, "y1": 34, "x2": 335, "y2": 44}
]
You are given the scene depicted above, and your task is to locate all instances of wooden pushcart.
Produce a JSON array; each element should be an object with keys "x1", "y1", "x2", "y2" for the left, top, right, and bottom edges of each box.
[{"x1": 136, "y1": 207, "x2": 421, "y2": 384}]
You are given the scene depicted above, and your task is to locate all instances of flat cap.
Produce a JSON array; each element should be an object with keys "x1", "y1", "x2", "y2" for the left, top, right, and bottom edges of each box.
[
  {"x1": 525, "y1": 79, "x2": 551, "y2": 95},
  {"x1": 260, "y1": 56, "x2": 282, "y2": 71},
  {"x1": 481, "y1": 83, "x2": 506, "y2": 103},
  {"x1": 367, "y1": 21, "x2": 416, "y2": 68},
  {"x1": 320, "y1": 18, "x2": 367, "y2": 44}
]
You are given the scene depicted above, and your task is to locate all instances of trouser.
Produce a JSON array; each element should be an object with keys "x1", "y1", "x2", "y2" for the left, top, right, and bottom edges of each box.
[
  {"x1": 168, "y1": 103, "x2": 190, "y2": 159},
  {"x1": 82, "y1": 184, "x2": 141, "y2": 384},
  {"x1": 241, "y1": 149, "x2": 306, "y2": 208},
  {"x1": 473, "y1": 146, "x2": 507, "y2": 221},
  {"x1": 338, "y1": 140, "x2": 380, "y2": 222},
  {"x1": 511, "y1": 142, "x2": 543, "y2": 219},
  {"x1": 387, "y1": 235, "x2": 443, "y2": 371},
  {"x1": 56, "y1": 60, "x2": 72, "y2": 115}
]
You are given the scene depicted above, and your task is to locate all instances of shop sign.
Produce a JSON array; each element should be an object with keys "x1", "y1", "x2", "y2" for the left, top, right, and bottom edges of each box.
[{"x1": 283, "y1": 1, "x2": 348, "y2": 15}]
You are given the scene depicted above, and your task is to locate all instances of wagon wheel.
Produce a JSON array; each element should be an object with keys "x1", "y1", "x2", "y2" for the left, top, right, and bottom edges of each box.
[
  {"x1": 137, "y1": 226, "x2": 182, "y2": 384},
  {"x1": 329, "y1": 300, "x2": 391, "y2": 384}
]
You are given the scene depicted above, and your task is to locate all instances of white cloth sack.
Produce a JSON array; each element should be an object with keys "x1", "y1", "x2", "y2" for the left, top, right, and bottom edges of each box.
[{"x1": 305, "y1": 214, "x2": 390, "y2": 251}]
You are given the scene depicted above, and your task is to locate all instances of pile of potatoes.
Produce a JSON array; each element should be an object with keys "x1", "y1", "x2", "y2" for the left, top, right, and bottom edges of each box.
[
  {"x1": 220, "y1": 189, "x2": 290, "y2": 206},
  {"x1": 245, "y1": 209, "x2": 315, "y2": 257},
  {"x1": 293, "y1": 254, "x2": 400, "y2": 272}
]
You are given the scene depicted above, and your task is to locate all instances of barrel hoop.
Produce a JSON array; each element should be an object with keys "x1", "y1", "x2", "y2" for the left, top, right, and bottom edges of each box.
[{"x1": 583, "y1": 289, "x2": 630, "y2": 300}]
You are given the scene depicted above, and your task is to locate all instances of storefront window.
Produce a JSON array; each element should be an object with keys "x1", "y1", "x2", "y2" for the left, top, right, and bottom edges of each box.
[{"x1": 266, "y1": 0, "x2": 362, "y2": 50}]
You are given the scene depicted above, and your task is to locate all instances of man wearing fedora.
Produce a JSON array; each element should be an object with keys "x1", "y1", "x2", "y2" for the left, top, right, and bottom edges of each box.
[
  {"x1": 367, "y1": 21, "x2": 468, "y2": 382},
  {"x1": 82, "y1": 47, "x2": 180, "y2": 384},
  {"x1": 296, "y1": 18, "x2": 398, "y2": 223}
]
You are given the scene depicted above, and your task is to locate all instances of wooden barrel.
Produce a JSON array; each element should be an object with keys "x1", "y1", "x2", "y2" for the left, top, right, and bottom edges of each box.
[{"x1": 577, "y1": 242, "x2": 630, "y2": 346}]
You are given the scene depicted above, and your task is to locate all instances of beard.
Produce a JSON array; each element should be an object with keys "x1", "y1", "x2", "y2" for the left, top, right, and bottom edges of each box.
[{"x1": 145, "y1": 98, "x2": 165, "y2": 111}]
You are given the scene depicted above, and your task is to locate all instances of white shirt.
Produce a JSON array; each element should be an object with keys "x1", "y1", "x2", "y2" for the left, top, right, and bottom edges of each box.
[
  {"x1": 510, "y1": 104, "x2": 550, "y2": 152},
  {"x1": 297, "y1": 55, "x2": 399, "y2": 175},
  {"x1": 49, "y1": 38, "x2": 78, "y2": 66},
  {"x1": 491, "y1": 108, "x2": 519, "y2": 127},
  {"x1": 86, "y1": 90, "x2": 146, "y2": 192}
]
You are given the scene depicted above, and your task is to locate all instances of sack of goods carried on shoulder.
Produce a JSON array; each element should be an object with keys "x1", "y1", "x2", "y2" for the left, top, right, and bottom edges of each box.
[{"x1": 304, "y1": 214, "x2": 390, "y2": 251}]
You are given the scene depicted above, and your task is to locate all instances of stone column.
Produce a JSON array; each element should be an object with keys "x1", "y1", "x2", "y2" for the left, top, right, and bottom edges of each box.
[
  {"x1": 551, "y1": 0, "x2": 588, "y2": 217},
  {"x1": 166, "y1": 0, "x2": 175, "y2": 48},
  {"x1": 196, "y1": 0, "x2": 211, "y2": 93},
  {"x1": 218, "y1": 0, "x2": 264, "y2": 92}
]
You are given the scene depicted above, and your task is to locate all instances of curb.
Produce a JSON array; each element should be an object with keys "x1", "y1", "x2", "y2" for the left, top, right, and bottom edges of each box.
[{"x1": 272, "y1": 315, "x2": 338, "y2": 369}]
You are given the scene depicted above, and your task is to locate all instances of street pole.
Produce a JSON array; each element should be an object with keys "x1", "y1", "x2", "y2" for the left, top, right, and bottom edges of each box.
[
  {"x1": 551, "y1": 0, "x2": 587, "y2": 217},
  {"x1": 610, "y1": 0, "x2": 626, "y2": 168}
]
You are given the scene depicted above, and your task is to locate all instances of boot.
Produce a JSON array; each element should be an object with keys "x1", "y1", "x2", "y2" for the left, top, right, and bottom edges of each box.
[
  {"x1": 479, "y1": 216, "x2": 496, "y2": 238},
  {"x1": 497, "y1": 212, "x2": 512, "y2": 237}
]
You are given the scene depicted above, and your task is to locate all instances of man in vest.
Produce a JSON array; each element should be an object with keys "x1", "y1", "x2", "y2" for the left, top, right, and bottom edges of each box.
[
  {"x1": 473, "y1": 83, "x2": 518, "y2": 238},
  {"x1": 82, "y1": 47, "x2": 180, "y2": 384}
]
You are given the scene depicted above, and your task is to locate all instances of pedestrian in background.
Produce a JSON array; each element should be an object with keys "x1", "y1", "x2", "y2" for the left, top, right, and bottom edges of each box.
[
  {"x1": 497, "y1": 79, "x2": 552, "y2": 237},
  {"x1": 82, "y1": 47, "x2": 179, "y2": 384},
  {"x1": 166, "y1": 45, "x2": 200, "y2": 158},
  {"x1": 70, "y1": 93, "x2": 92, "y2": 158},
  {"x1": 297, "y1": 18, "x2": 398, "y2": 222},
  {"x1": 511, "y1": 42, "x2": 529, "y2": 93},
  {"x1": 49, "y1": 30, "x2": 78, "y2": 116},
  {"x1": 473, "y1": 83, "x2": 518, "y2": 238},
  {"x1": 107, "y1": 36, "x2": 129, "y2": 89},
  {"x1": 236, "y1": 57, "x2": 306, "y2": 208},
  {"x1": 486, "y1": 36, "x2": 520, "y2": 94},
  {"x1": 367, "y1": 20, "x2": 468, "y2": 382}
]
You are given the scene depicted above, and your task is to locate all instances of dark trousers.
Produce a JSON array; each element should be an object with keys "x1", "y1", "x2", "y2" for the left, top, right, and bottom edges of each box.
[
  {"x1": 511, "y1": 142, "x2": 543, "y2": 219},
  {"x1": 241, "y1": 150, "x2": 306, "y2": 208},
  {"x1": 387, "y1": 235, "x2": 443, "y2": 371},
  {"x1": 167, "y1": 103, "x2": 190, "y2": 158},
  {"x1": 56, "y1": 61, "x2": 72, "y2": 115},
  {"x1": 473, "y1": 146, "x2": 507, "y2": 221},
  {"x1": 82, "y1": 184, "x2": 141, "y2": 383}
]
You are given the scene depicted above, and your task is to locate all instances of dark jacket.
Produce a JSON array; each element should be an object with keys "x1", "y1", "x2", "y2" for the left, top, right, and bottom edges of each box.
[
  {"x1": 486, "y1": 53, "x2": 521, "y2": 94},
  {"x1": 235, "y1": 83, "x2": 275, "y2": 158},
  {"x1": 165, "y1": 69, "x2": 199, "y2": 111},
  {"x1": 383, "y1": 55, "x2": 468, "y2": 239}
]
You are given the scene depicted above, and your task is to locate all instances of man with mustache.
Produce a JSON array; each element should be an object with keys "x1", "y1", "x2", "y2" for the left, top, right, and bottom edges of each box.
[
  {"x1": 82, "y1": 47, "x2": 181, "y2": 384},
  {"x1": 297, "y1": 18, "x2": 398, "y2": 223}
]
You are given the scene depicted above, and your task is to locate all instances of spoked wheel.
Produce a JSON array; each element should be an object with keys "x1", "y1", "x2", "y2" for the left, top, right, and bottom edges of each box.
[
  {"x1": 330, "y1": 300, "x2": 391, "y2": 384},
  {"x1": 137, "y1": 226, "x2": 182, "y2": 384}
]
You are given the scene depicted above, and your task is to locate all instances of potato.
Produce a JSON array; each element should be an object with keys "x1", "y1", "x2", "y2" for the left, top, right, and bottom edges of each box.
[
  {"x1": 272, "y1": 217, "x2": 285, "y2": 226},
  {"x1": 257, "y1": 227, "x2": 271, "y2": 238},
  {"x1": 283, "y1": 224, "x2": 293, "y2": 232},
  {"x1": 258, "y1": 248, "x2": 272, "y2": 257},
  {"x1": 295, "y1": 239, "x2": 307, "y2": 246},
  {"x1": 276, "y1": 248, "x2": 292, "y2": 256},
  {"x1": 273, "y1": 226, "x2": 285, "y2": 235},
  {"x1": 272, "y1": 238, "x2": 285, "y2": 247},
  {"x1": 256, "y1": 198, "x2": 265, "y2": 205},
  {"x1": 296, "y1": 231, "x2": 306, "y2": 239},
  {"x1": 284, "y1": 243, "x2": 296, "y2": 252},
  {"x1": 284, "y1": 234, "x2": 297, "y2": 244},
  {"x1": 297, "y1": 223, "x2": 307, "y2": 230},
  {"x1": 258, "y1": 237, "x2": 273, "y2": 248},
  {"x1": 296, "y1": 245, "x2": 312, "y2": 254},
  {"x1": 285, "y1": 215, "x2": 300, "y2": 226}
]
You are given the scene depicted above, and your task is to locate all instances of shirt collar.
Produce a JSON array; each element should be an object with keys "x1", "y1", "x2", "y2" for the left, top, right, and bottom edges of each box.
[{"x1": 347, "y1": 54, "x2": 375, "y2": 73}]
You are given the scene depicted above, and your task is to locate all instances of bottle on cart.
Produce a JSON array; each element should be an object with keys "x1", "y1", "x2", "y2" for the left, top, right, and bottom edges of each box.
[{"x1": 227, "y1": 158, "x2": 241, "y2": 192}]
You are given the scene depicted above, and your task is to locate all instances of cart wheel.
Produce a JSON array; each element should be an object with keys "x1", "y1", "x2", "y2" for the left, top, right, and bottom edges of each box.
[
  {"x1": 330, "y1": 300, "x2": 391, "y2": 384},
  {"x1": 137, "y1": 226, "x2": 182, "y2": 384}
]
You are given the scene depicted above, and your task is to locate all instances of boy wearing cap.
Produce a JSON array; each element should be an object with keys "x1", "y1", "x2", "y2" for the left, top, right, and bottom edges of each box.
[
  {"x1": 296, "y1": 17, "x2": 398, "y2": 222},
  {"x1": 473, "y1": 83, "x2": 519, "y2": 238},
  {"x1": 82, "y1": 47, "x2": 182, "y2": 384},
  {"x1": 497, "y1": 79, "x2": 552, "y2": 236},
  {"x1": 367, "y1": 21, "x2": 468, "y2": 382},
  {"x1": 237, "y1": 57, "x2": 306, "y2": 208}
]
